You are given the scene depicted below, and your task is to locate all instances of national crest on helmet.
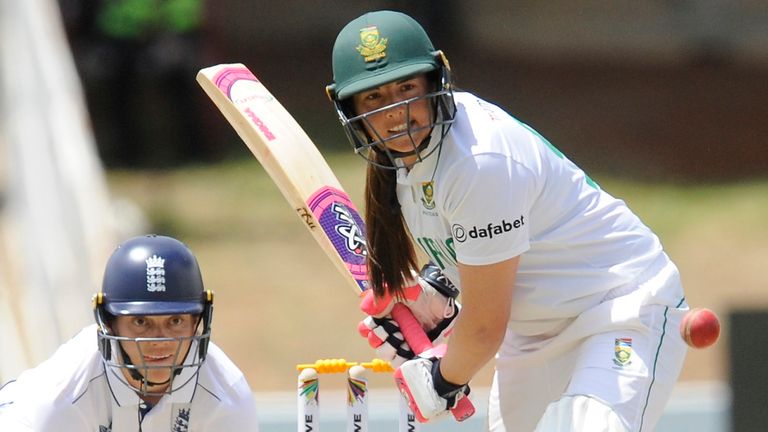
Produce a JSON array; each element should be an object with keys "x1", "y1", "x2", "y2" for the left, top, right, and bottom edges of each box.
[
  {"x1": 356, "y1": 26, "x2": 387, "y2": 62},
  {"x1": 145, "y1": 254, "x2": 166, "y2": 292}
]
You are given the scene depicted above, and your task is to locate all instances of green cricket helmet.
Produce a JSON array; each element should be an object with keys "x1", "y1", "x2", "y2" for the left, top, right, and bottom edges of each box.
[{"x1": 326, "y1": 10, "x2": 456, "y2": 169}]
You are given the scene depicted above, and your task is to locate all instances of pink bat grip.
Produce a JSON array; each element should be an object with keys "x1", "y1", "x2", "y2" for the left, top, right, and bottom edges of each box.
[
  {"x1": 390, "y1": 304, "x2": 433, "y2": 354},
  {"x1": 390, "y1": 303, "x2": 476, "y2": 422}
]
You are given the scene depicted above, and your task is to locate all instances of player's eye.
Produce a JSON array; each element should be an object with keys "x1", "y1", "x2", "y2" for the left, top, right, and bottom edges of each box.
[
  {"x1": 132, "y1": 317, "x2": 146, "y2": 326},
  {"x1": 168, "y1": 315, "x2": 184, "y2": 327}
]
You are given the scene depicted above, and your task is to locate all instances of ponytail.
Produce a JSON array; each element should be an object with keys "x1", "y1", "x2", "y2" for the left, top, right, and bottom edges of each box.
[{"x1": 364, "y1": 152, "x2": 418, "y2": 299}]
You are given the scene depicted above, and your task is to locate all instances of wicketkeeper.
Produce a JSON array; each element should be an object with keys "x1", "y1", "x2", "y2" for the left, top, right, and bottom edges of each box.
[{"x1": 0, "y1": 235, "x2": 260, "y2": 431}]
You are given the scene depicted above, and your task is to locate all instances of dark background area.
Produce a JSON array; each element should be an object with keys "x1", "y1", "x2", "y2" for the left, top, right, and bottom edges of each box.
[{"x1": 60, "y1": 0, "x2": 767, "y2": 181}]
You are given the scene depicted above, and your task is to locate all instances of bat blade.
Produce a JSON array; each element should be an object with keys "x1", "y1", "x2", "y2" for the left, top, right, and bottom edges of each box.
[{"x1": 196, "y1": 63, "x2": 368, "y2": 295}]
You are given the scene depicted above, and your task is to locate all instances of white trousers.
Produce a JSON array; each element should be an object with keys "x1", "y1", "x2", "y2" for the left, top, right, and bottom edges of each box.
[{"x1": 487, "y1": 258, "x2": 689, "y2": 432}]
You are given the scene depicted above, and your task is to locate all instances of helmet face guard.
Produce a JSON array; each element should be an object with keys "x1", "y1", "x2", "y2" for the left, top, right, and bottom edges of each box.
[
  {"x1": 331, "y1": 70, "x2": 456, "y2": 169},
  {"x1": 94, "y1": 302, "x2": 213, "y2": 397},
  {"x1": 93, "y1": 234, "x2": 214, "y2": 397}
]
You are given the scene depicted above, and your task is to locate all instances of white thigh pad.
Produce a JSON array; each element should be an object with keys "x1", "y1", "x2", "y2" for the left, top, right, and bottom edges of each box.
[{"x1": 534, "y1": 395, "x2": 628, "y2": 432}]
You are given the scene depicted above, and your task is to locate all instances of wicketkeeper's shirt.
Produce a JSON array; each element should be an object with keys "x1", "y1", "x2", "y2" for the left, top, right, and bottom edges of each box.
[
  {"x1": 0, "y1": 325, "x2": 260, "y2": 431},
  {"x1": 398, "y1": 91, "x2": 665, "y2": 336}
]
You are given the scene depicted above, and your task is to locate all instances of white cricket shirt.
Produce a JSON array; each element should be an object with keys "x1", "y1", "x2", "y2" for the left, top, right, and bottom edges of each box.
[
  {"x1": 398, "y1": 92, "x2": 663, "y2": 335},
  {"x1": 0, "y1": 325, "x2": 259, "y2": 431}
]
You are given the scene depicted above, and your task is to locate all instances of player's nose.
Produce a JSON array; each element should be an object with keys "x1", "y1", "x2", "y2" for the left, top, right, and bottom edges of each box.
[{"x1": 385, "y1": 104, "x2": 406, "y2": 119}]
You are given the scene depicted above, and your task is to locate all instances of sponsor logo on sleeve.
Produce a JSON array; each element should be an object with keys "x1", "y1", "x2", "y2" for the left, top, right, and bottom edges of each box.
[{"x1": 452, "y1": 215, "x2": 525, "y2": 243}]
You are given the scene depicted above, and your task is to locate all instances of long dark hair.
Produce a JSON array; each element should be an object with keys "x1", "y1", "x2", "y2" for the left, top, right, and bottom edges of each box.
[{"x1": 365, "y1": 152, "x2": 418, "y2": 299}]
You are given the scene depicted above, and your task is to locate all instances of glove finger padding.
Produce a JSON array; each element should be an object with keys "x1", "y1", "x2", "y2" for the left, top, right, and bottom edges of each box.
[{"x1": 358, "y1": 316, "x2": 414, "y2": 366}]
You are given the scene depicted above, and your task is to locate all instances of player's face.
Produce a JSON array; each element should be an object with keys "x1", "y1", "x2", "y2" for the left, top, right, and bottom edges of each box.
[
  {"x1": 112, "y1": 314, "x2": 198, "y2": 392},
  {"x1": 352, "y1": 74, "x2": 433, "y2": 162}
]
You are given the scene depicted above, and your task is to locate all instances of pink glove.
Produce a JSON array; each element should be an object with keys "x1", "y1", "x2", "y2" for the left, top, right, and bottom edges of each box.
[
  {"x1": 359, "y1": 271, "x2": 476, "y2": 423},
  {"x1": 357, "y1": 263, "x2": 460, "y2": 366}
]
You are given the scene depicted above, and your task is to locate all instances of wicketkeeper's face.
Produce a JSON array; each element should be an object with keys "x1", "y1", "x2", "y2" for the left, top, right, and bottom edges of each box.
[
  {"x1": 351, "y1": 74, "x2": 434, "y2": 161},
  {"x1": 112, "y1": 314, "x2": 197, "y2": 392}
]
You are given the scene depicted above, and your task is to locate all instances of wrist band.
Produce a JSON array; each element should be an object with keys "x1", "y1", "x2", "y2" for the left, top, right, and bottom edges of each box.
[{"x1": 430, "y1": 358, "x2": 466, "y2": 398}]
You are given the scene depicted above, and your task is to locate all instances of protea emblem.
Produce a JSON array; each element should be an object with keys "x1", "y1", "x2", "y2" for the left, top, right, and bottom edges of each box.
[
  {"x1": 421, "y1": 181, "x2": 435, "y2": 210},
  {"x1": 613, "y1": 337, "x2": 633, "y2": 366},
  {"x1": 357, "y1": 26, "x2": 387, "y2": 62},
  {"x1": 145, "y1": 255, "x2": 166, "y2": 292}
]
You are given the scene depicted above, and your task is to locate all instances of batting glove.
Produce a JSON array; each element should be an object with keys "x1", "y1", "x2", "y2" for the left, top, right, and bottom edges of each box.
[
  {"x1": 394, "y1": 356, "x2": 472, "y2": 423},
  {"x1": 358, "y1": 263, "x2": 460, "y2": 366}
]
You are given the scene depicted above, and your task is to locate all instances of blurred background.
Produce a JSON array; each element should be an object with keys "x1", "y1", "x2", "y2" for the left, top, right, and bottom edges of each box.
[{"x1": 1, "y1": 0, "x2": 767, "y2": 430}]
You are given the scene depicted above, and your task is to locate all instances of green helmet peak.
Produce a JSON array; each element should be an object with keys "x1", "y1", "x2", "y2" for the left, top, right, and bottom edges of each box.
[{"x1": 329, "y1": 10, "x2": 440, "y2": 100}]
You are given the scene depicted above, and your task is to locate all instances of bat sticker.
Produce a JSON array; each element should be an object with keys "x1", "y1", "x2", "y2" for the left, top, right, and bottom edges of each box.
[{"x1": 307, "y1": 186, "x2": 368, "y2": 291}]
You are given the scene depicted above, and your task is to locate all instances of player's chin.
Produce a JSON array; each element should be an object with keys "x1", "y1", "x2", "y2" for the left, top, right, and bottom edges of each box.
[
  {"x1": 386, "y1": 135, "x2": 427, "y2": 154},
  {"x1": 145, "y1": 370, "x2": 174, "y2": 385}
]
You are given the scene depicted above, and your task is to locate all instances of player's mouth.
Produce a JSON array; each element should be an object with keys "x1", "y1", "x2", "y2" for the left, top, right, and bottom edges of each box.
[
  {"x1": 143, "y1": 354, "x2": 173, "y2": 363},
  {"x1": 388, "y1": 118, "x2": 425, "y2": 135},
  {"x1": 388, "y1": 122, "x2": 409, "y2": 134}
]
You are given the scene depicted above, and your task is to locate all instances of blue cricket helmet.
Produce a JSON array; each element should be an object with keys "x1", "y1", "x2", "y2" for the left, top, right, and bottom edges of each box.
[
  {"x1": 99, "y1": 234, "x2": 207, "y2": 316},
  {"x1": 93, "y1": 234, "x2": 214, "y2": 396}
]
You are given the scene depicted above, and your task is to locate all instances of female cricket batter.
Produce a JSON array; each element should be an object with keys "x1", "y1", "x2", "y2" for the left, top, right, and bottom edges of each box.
[
  {"x1": 0, "y1": 235, "x2": 259, "y2": 431},
  {"x1": 327, "y1": 10, "x2": 689, "y2": 432}
]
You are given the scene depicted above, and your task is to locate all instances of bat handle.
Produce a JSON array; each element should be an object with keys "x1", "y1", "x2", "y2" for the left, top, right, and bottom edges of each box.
[
  {"x1": 390, "y1": 303, "x2": 432, "y2": 354},
  {"x1": 390, "y1": 303, "x2": 476, "y2": 422}
]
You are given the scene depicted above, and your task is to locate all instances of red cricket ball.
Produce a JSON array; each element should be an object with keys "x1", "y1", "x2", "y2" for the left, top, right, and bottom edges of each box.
[{"x1": 680, "y1": 308, "x2": 721, "y2": 349}]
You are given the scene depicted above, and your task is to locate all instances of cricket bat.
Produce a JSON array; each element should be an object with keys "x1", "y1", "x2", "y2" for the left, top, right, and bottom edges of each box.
[{"x1": 196, "y1": 63, "x2": 474, "y2": 421}]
